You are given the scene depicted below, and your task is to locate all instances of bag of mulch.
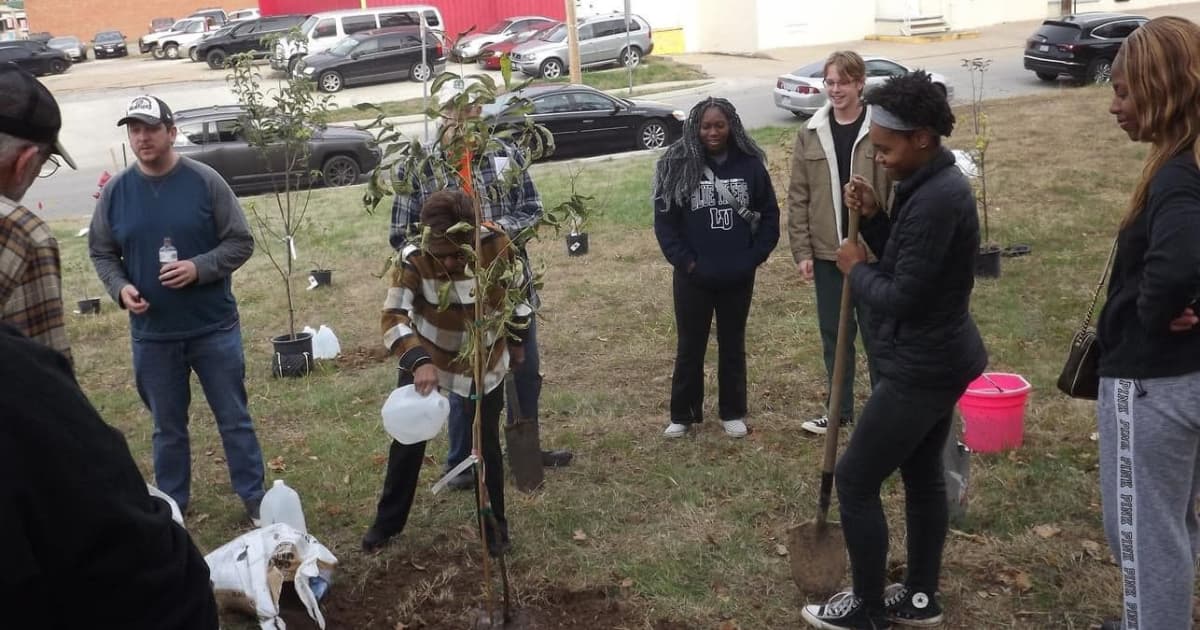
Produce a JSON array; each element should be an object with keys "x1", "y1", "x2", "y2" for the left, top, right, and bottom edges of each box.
[{"x1": 205, "y1": 523, "x2": 338, "y2": 630}]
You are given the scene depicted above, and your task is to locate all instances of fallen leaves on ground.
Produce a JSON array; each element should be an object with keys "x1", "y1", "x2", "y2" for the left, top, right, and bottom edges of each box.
[
  {"x1": 268, "y1": 456, "x2": 287, "y2": 472},
  {"x1": 572, "y1": 529, "x2": 588, "y2": 542},
  {"x1": 1032, "y1": 524, "x2": 1062, "y2": 539}
]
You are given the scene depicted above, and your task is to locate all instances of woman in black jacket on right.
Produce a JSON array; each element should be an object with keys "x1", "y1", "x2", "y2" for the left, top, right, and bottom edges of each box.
[{"x1": 802, "y1": 72, "x2": 987, "y2": 630}]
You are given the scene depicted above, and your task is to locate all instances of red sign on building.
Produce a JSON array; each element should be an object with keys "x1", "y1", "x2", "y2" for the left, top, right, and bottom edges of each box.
[{"x1": 258, "y1": 0, "x2": 566, "y2": 40}]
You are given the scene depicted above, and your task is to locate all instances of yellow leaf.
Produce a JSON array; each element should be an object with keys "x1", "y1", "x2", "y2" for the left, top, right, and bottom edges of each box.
[{"x1": 1032, "y1": 524, "x2": 1062, "y2": 539}]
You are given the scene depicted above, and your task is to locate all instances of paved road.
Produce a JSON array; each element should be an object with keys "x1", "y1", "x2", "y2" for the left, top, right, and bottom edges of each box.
[{"x1": 28, "y1": 2, "x2": 1200, "y2": 221}]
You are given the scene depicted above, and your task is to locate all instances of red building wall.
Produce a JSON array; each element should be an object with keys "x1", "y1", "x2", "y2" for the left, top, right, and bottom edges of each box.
[
  {"x1": 24, "y1": 0, "x2": 244, "y2": 45},
  {"x1": 258, "y1": 0, "x2": 566, "y2": 41}
]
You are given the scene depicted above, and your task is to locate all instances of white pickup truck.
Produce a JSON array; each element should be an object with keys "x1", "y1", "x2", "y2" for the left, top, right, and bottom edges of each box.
[{"x1": 140, "y1": 17, "x2": 211, "y2": 60}]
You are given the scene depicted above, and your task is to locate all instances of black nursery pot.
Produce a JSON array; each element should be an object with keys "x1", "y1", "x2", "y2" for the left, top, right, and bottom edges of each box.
[
  {"x1": 975, "y1": 245, "x2": 1002, "y2": 278},
  {"x1": 310, "y1": 269, "x2": 333, "y2": 287},
  {"x1": 566, "y1": 232, "x2": 589, "y2": 257},
  {"x1": 77, "y1": 298, "x2": 101, "y2": 315},
  {"x1": 271, "y1": 332, "x2": 313, "y2": 378}
]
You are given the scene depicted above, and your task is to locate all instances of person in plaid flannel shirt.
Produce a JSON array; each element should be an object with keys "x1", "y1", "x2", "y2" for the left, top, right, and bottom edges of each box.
[
  {"x1": 0, "y1": 64, "x2": 77, "y2": 362},
  {"x1": 364, "y1": 189, "x2": 530, "y2": 554},
  {"x1": 389, "y1": 100, "x2": 573, "y2": 491}
]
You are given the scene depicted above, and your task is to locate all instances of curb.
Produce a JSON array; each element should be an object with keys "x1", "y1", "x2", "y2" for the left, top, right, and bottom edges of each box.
[{"x1": 864, "y1": 30, "x2": 981, "y2": 44}]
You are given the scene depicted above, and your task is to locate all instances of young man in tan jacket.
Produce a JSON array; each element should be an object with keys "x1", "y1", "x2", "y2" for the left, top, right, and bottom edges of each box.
[{"x1": 787, "y1": 51, "x2": 891, "y2": 434}]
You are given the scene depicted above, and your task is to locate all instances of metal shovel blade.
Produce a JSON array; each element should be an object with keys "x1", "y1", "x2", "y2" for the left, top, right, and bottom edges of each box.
[
  {"x1": 504, "y1": 376, "x2": 544, "y2": 492},
  {"x1": 787, "y1": 520, "x2": 848, "y2": 594}
]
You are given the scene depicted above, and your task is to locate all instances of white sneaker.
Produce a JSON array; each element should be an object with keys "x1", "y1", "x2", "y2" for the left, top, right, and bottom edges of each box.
[
  {"x1": 663, "y1": 422, "x2": 689, "y2": 438},
  {"x1": 721, "y1": 419, "x2": 748, "y2": 438}
]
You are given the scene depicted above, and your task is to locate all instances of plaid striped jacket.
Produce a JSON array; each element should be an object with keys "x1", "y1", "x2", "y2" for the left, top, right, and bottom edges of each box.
[
  {"x1": 0, "y1": 198, "x2": 70, "y2": 362},
  {"x1": 382, "y1": 227, "x2": 530, "y2": 397}
]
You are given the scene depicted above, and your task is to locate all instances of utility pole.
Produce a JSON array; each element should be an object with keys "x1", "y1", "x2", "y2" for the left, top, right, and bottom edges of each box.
[{"x1": 565, "y1": 0, "x2": 582, "y2": 83}]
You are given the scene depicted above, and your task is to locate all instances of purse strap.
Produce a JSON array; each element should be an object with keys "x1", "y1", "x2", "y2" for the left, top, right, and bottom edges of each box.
[{"x1": 1081, "y1": 238, "x2": 1119, "y2": 329}]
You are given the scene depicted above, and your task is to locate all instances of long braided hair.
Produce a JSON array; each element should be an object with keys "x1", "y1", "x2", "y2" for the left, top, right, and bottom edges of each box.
[{"x1": 653, "y1": 97, "x2": 765, "y2": 207}]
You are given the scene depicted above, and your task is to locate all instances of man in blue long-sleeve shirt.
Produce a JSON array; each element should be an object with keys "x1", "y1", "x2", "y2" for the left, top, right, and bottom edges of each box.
[{"x1": 88, "y1": 95, "x2": 266, "y2": 523}]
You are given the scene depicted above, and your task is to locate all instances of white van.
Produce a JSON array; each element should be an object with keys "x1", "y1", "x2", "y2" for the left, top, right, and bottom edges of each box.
[{"x1": 271, "y1": 5, "x2": 443, "y2": 74}]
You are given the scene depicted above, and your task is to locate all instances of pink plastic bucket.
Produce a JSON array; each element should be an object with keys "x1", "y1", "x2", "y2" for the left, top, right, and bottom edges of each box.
[{"x1": 958, "y1": 372, "x2": 1032, "y2": 453}]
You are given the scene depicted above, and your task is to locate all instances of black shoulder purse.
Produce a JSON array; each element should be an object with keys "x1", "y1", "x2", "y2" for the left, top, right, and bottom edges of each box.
[{"x1": 1057, "y1": 239, "x2": 1118, "y2": 400}]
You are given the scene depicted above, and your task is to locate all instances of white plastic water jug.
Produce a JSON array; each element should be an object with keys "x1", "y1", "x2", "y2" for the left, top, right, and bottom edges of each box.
[
  {"x1": 313, "y1": 325, "x2": 340, "y2": 359},
  {"x1": 381, "y1": 385, "x2": 450, "y2": 445},
  {"x1": 260, "y1": 479, "x2": 307, "y2": 534}
]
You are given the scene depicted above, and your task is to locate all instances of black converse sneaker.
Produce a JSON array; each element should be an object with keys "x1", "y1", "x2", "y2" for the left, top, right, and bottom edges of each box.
[
  {"x1": 884, "y1": 583, "x2": 944, "y2": 627},
  {"x1": 802, "y1": 591, "x2": 891, "y2": 629}
]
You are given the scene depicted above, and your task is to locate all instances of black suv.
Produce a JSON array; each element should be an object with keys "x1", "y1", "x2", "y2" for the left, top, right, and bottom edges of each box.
[
  {"x1": 171, "y1": 105, "x2": 382, "y2": 195},
  {"x1": 298, "y1": 26, "x2": 446, "y2": 93},
  {"x1": 0, "y1": 41, "x2": 70, "y2": 75},
  {"x1": 1023, "y1": 12, "x2": 1147, "y2": 84},
  {"x1": 196, "y1": 14, "x2": 308, "y2": 69}
]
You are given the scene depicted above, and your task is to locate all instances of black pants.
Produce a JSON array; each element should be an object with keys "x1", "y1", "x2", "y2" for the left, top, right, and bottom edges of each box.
[
  {"x1": 834, "y1": 377, "x2": 962, "y2": 609},
  {"x1": 670, "y1": 268, "x2": 754, "y2": 423},
  {"x1": 370, "y1": 370, "x2": 507, "y2": 547}
]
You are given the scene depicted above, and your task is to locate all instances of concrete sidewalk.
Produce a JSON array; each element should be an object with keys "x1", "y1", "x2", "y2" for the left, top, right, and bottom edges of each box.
[{"x1": 674, "y1": 2, "x2": 1200, "y2": 80}]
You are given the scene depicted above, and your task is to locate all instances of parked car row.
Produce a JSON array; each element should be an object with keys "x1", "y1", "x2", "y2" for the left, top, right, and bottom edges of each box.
[
  {"x1": 138, "y1": 7, "x2": 260, "y2": 59},
  {"x1": 172, "y1": 104, "x2": 381, "y2": 196}
]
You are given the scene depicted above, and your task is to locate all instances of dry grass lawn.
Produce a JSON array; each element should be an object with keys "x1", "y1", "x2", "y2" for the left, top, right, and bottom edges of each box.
[{"x1": 52, "y1": 84, "x2": 1178, "y2": 628}]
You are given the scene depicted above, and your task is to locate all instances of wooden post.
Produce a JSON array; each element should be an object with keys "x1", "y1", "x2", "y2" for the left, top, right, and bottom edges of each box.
[{"x1": 565, "y1": 0, "x2": 582, "y2": 83}]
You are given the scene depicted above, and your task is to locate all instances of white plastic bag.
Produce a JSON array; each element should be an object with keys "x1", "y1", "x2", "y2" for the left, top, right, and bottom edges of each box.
[
  {"x1": 147, "y1": 484, "x2": 184, "y2": 527},
  {"x1": 312, "y1": 325, "x2": 341, "y2": 360},
  {"x1": 205, "y1": 523, "x2": 338, "y2": 630}
]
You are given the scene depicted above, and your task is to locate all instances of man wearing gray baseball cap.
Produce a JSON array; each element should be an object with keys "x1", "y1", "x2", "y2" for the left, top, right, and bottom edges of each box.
[{"x1": 0, "y1": 62, "x2": 76, "y2": 361}]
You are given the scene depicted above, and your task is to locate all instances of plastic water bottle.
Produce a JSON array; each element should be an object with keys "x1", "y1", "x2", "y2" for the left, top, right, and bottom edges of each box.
[
  {"x1": 159, "y1": 237, "x2": 178, "y2": 269},
  {"x1": 381, "y1": 384, "x2": 450, "y2": 445},
  {"x1": 260, "y1": 479, "x2": 307, "y2": 534}
]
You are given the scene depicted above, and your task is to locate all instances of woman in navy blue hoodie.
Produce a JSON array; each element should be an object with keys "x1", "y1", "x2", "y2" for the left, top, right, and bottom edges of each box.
[{"x1": 653, "y1": 97, "x2": 780, "y2": 439}]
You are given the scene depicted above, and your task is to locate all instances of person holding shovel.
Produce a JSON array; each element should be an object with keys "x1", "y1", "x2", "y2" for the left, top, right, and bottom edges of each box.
[
  {"x1": 653, "y1": 97, "x2": 780, "y2": 438},
  {"x1": 364, "y1": 189, "x2": 530, "y2": 555},
  {"x1": 787, "y1": 51, "x2": 890, "y2": 435},
  {"x1": 801, "y1": 72, "x2": 986, "y2": 629}
]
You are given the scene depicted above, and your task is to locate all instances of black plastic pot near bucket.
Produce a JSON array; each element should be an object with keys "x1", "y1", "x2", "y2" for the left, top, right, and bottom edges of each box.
[
  {"x1": 310, "y1": 269, "x2": 332, "y2": 288},
  {"x1": 975, "y1": 245, "x2": 1002, "y2": 278},
  {"x1": 566, "y1": 232, "x2": 589, "y2": 256},
  {"x1": 271, "y1": 332, "x2": 313, "y2": 378},
  {"x1": 77, "y1": 298, "x2": 101, "y2": 315}
]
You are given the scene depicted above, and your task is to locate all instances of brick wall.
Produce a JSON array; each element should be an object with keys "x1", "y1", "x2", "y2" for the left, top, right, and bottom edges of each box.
[{"x1": 24, "y1": 0, "x2": 249, "y2": 49}]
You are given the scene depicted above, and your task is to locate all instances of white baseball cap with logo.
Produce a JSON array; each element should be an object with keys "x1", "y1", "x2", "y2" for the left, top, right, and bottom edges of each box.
[{"x1": 117, "y1": 95, "x2": 175, "y2": 127}]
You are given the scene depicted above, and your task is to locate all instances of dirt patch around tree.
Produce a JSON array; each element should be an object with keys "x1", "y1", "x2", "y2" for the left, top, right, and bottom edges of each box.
[{"x1": 270, "y1": 544, "x2": 692, "y2": 630}]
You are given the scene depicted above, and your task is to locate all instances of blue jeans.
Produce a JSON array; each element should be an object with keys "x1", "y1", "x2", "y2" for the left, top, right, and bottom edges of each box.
[
  {"x1": 445, "y1": 317, "x2": 542, "y2": 470},
  {"x1": 131, "y1": 321, "x2": 266, "y2": 510}
]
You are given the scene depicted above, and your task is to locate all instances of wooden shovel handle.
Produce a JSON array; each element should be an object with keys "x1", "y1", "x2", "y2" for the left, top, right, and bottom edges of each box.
[{"x1": 817, "y1": 204, "x2": 862, "y2": 523}]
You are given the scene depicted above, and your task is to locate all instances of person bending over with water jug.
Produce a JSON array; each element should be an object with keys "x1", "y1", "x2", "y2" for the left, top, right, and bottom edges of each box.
[{"x1": 363, "y1": 189, "x2": 529, "y2": 556}]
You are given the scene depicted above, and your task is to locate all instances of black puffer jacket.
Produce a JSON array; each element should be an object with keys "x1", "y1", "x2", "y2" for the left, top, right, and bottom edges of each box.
[{"x1": 849, "y1": 148, "x2": 988, "y2": 389}]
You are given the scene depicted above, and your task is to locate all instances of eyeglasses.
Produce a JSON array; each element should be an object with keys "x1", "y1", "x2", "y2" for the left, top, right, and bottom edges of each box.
[
  {"x1": 822, "y1": 79, "x2": 859, "y2": 89},
  {"x1": 38, "y1": 155, "x2": 61, "y2": 179}
]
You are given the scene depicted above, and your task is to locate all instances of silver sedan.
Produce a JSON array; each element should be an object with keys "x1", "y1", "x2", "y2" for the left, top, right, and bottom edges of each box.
[{"x1": 774, "y1": 55, "x2": 952, "y2": 118}]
